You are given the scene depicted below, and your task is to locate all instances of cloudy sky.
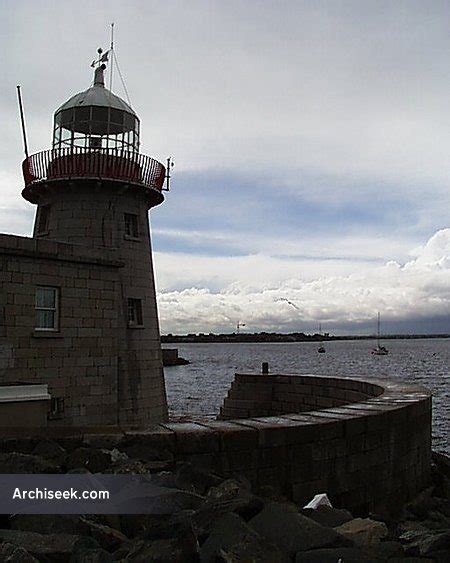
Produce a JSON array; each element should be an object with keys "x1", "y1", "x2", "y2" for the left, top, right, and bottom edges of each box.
[{"x1": 1, "y1": 0, "x2": 450, "y2": 334}]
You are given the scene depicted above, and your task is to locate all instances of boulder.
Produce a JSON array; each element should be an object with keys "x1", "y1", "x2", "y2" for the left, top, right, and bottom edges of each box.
[
  {"x1": 0, "y1": 529, "x2": 80, "y2": 562},
  {"x1": 70, "y1": 537, "x2": 114, "y2": 563},
  {"x1": 116, "y1": 534, "x2": 199, "y2": 562},
  {"x1": 78, "y1": 518, "x2": 127, "y2": 551},
  {"x1": 373, "y1": 540, "x2": 405, "y2": 559},
  {"x1": 433, "y1": 451, "x2": 450, "y2": 480},
  {"x1": 119, "y1": 514, "x2": 172, "y2": 539},
  {"x1": 144, "y1": 490, "x2": 205, "y2": 515},
  {"x1": 206, "y1": 478, "x2": 265, "y2": 520},
  {"x1": 0, "y1": 452, "x2": 60, "y2": 473},
  {"x1": 0, "y1": 542, "x2": 38, "y2": 562},
  {"x1": 200, "y1": 512, "x2": 288, "y2": 563},
  {"x1": 334, "y1": 518, "x2": 388, "y2": 547},
  {"x1": 172, "y1": 463, "x2": 223, "y2": 495},
  {"x1": 32, "y1": 440, "x2": 67, "y2": 464},
  {"x1": 11, "y1": 514, "x2": 91, "y2": 535},
  {"x1": 302, "y1": 505, "x2": 353, "y2": 528},
  {"x1": 70, "y1": 547, "x2": 114, "y2": 563},
  {"x1": 419, "y1": 530, "x2": 450, "y2": 558},
  {"x1": 295, "y1": 547, "x2": 381, "y2": 562},
  {"x1": 65, "y1": 447, "x2": 111, "y2": 473},
  {"x1": 249, "y1": 502, "x2": 347, "y2": 557}
]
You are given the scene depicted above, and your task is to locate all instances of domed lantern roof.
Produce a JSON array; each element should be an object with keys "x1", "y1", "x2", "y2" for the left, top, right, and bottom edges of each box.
[{"x1": 53, "y1": 50, "x2": 140, "y2": 151}]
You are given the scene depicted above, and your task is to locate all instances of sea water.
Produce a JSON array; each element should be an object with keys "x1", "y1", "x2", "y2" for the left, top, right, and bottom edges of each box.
[{"x1": 164, "y1": 338, "x2": 449, "y2": 455}]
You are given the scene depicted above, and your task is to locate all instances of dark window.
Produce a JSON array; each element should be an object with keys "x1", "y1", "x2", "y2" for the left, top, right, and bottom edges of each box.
[
  {"x1": 124, "y1": 112, "x2": 136, "y2": 130},
  {"x1": 35, "y1": 286, "x2": 59, "y2": 331},
  {"x1": 37, "y1": 205, "x2": 50, "y2": 234},
  {"x1": 127, "y1": 298, "x2": 143, "y2": 327},
  {"x1": 74, "y1": 106, "x2": 91, "y2": 121},
  {"x1": 91, "y1": 106, "x2": 109, "y2": 121},
  {"x1": 110, "y1": 108, "x2": 124, "y2": 125},
  {"x1": 58, "y1": 108, "x2": 74, "y2": 126},
  {"x1": 124, "y1": 213, "x2": 139, "y2": 238},
  {"x1": 49, "y1": 397, "x2": 64, "y2": 418}
]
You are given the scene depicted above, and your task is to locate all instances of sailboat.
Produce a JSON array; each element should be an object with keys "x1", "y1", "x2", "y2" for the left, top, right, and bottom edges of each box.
[
  {"x1": 371, "y1": 312, "x2": 389, "y2": 355},
  {"x1": 317, "y1": 323, "x2": 326, "y2": 353}
]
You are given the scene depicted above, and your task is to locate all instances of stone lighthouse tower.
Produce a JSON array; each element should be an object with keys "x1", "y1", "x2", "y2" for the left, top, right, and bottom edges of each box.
[{"x1": 18, "y1": 53, "x2": 168, "y2": 426}]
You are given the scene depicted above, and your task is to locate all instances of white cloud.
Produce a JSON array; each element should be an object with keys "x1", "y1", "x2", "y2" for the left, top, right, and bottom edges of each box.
[{"x1": 156, "y1": 228, "x2": 450, "y2": 333}]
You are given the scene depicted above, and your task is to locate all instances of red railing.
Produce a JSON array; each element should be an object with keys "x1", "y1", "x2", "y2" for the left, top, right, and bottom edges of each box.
[{"x1": 22, "y1": 148, "x2": 166, "y2": 192}]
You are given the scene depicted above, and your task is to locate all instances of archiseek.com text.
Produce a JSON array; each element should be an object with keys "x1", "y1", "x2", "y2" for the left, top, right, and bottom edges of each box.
[{"x1": 12, "y1": 487, "x2": 110, "y2": 501}]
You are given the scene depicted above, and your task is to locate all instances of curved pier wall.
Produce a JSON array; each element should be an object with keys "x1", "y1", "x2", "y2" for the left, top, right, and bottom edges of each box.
[
  {"x1": 219, "y1": 373, "x2": 384, "y2": 419},
  {"x1": 0, "y1": 374, "x2": 432, "y2": 515}
]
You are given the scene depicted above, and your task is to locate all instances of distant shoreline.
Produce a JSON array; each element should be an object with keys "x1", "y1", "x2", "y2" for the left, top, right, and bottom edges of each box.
[{"x1": 161, "y1": 333, "x2": 450, "y2": 344}]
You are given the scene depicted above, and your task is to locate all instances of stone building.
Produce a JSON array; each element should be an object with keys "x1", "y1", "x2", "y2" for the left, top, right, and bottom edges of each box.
[{"x1": 0, "y1": 57, "x2": 168, "y2": 427}]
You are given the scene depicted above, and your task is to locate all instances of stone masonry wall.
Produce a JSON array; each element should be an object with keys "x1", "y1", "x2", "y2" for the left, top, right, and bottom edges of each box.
[
  {"x1": 0, "y1": 374, "x2": 432, "y2": 515},
  {"x1": 32, "y1": 181, "x2": 168, "y2": 426},
  {"x1": 0, "y1": 234, "x2": 122, "y2": 426},
  {"x1": 219, "y1": 373, "x2": 384, "y2": 419}
]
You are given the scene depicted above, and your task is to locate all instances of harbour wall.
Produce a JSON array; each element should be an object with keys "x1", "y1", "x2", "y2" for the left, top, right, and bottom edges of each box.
[{"x1": 0, "y1": 373, "x2": 432, "y2": 514}]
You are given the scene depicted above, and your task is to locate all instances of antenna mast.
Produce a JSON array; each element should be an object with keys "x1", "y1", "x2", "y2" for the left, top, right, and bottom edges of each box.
[
  {"x1": 109, "y1": 22, "x2": 114, "y2": 90},
  {"x1": 16, "y1": 85, "x2": 29, "y2": 159}
]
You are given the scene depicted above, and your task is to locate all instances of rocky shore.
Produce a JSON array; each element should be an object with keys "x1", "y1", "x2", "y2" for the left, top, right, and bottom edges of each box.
[{"x1": 0, "y1": 438, "x2": 448, "y2": 562}]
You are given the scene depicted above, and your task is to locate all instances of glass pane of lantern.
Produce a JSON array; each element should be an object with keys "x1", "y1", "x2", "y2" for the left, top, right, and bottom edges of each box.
[
  {"x1": 91, "y1": 106, "x2": 109, "y2": 122},
  {"x1": 110, "y1": 108, "x2": 123, "y2": 125},
  {"x1": 58, "y1": 109, "x2": 74, "y2": 126},
  {"x1": 75, "y1": 106, "x2": 91, "y2": 121},
  {"x1": 91, "y1": 121, "x2": 109, "y2": 136},
  {"x1": 124, "y1": 113, "x2": 135, "y2": 130}
]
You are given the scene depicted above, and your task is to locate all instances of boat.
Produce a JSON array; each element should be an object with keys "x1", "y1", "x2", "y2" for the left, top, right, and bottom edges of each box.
[
  {"x1": 371, "y1": 313, "x2": 389, "y2": 355},
  {"x1": 317, "y1": 323, "x2": 326, "y2": 353}
]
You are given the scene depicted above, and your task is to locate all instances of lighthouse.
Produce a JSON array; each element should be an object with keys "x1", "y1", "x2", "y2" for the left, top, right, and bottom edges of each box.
[{"x1": 4, "y1": 50, "x2": 169, "y2": 427}]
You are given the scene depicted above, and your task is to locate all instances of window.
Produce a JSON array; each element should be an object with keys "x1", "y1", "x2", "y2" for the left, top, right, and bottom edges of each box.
[
  {"x1": 35, "y1": 286, "x2": 59, "y2": 331},
  {"x1": 124, "y1": 213, "x2": 139, "y2": 239},
  {"x1": 127, "y1": 298, "x2": 143, "y2": 327},
  {"x1": 49, "y1": 397, "x2": 64, "y2": 419},
  {"x1": 37, "y1": 205, "x2": 50, "y2": 234}
]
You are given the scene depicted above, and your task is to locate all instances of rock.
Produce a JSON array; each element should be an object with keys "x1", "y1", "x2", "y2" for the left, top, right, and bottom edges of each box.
[
  {"x1": 334, "y1": 517, "x2": 388, "y2": 547},
  {"x1": 70, "y1": 537, "x2": 114, "y2": 562},
  {"x1": 119, "y1": 514, "x2": 171, "y2": 539},
  {"x1": 11, "y1": 514, "x2": 91, "y2": 535},
  {"x1": 0, "y1": 529, "x2": 80, "y2": 562},
  {"x1": 374, "y1": 540, "x2": 405, "y2": 559},
  {"x1": 200, "y1": 512, "x2": 289, "y2": 563},
  {"x1": 249, "y1": 502, "x2": 347, "y2": 557},
  {"x1": 0, "y1": 452, "x2": 60, "y2": 473},
  {"x1": 107, "y1": 448, "x2": 128, "y2": 464},
  {"x1": 0, "y1": 542, "x2": 38, "y2": 562},
  {"x1": 144, "y1": 490, "x2": 205, "y2": 515},
  {"x1": 32, "y1": 440, "x2": 67, "y2": 463},
  {"x1": 206, "y1": 478, "x2": 265, "y2": 520},
  {"x1": 118, "y1": 535, "x2": 199, "y2": 562},
  {"x1": 70, "y1": 547, "x2": 114, "y2": 563},
  {"x1": 65, "y1": 447, "x2": 111, "y2": 473},
  {"x1": 172, "y1": 462, "x2": 223, "y2": 495},
  {"x1": 9, "y1": 516, "x2": 126, "y2": 553},
  {"x1": 420, "y1": 530, "x2": 450, "y2": 557},
  {"x1": 0, "y1": 438, "x2": 40, "y2": 454},
  {"x1": 389, "y1": 559, "x2": 435, "y2": 562},
  {"x1": 78, "y1": 517, "x2": 128, "y2": 551},
  {"x1": 433, "y1": 451, "x2": 450, "y2": 480},
  {"x1": 302, "y1": 505, "x2": 353, "y2": 528},
  {"x1": 295, "y1": 547, "x2": 381, "y2": 562},
  {"x1": 107, "y1": 459, "x2": 151, "y2": 474},
  {"x1": 403, "y1": 487, "x2": 439, "y2": 520}
]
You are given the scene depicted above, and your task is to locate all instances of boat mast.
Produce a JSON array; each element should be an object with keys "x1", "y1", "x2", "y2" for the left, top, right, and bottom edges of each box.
[{"x1": 377, "y1": 312, "x2": 381, "y2": 347}]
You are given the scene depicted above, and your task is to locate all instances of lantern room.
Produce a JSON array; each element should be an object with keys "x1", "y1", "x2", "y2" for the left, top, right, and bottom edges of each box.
[{"x1": 52, "y1": 64, "x2": 140, "y2": 152}]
